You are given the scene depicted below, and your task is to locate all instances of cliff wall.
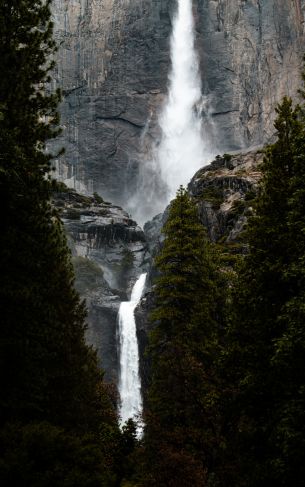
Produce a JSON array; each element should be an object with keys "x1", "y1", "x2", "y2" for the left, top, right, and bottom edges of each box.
[
  {"x1": 51, "y1": 0, "x2": 173, "y2": 204},
  {"x1": 51, "y1": 0, "x2": 305, "y2": 210}
]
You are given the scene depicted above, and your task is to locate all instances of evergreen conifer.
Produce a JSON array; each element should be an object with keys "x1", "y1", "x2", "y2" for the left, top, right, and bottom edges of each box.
[
  {"x1": 142, "y1": 187, "x2": 226, "y2": 486},
  {"x1": 223, "y1": 96, "x2": 305, "y2": 486},
  {"x1": 0, "y1": 1, "x2": 121, "y2": 484}
]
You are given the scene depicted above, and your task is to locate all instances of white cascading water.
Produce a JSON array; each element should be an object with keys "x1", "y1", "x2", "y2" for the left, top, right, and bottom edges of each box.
[
  {"x1": 157, "y1": 0, "x2": 211, "y2": 201},
  {"x1": 127, "y1": 0, "x2": 214, "y2": 224},
  {"x1": 118, "y1": 273, "x2": 147, "y2": 434}
]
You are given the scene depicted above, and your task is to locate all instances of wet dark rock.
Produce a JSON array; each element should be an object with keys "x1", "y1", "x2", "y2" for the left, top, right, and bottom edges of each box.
[
  {"x1": 143, "y1": 213, "x2": 164, "y2": 255},
  {"x1": 135, "y1": 290, "x2": 156, "y2": 400}
]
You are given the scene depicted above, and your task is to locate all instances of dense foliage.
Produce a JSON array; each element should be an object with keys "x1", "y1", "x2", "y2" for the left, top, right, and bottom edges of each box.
[
  {"x1": 136, "y1": 94, "x2": 305, "y2": 486},
  {"x1": 138, "y1": 187, "x2": 227, "y2": 486},
  {"x1": 220, "y1": 95, "x2": 305, "y2": 487},
  {"x1": 0, "y1": 1, "x2": 122, "y2": 484}
]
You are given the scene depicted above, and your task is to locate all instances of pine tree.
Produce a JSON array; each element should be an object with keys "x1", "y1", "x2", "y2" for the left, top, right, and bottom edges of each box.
[
  {"x1": 270, "y1": 97, "x2": 305, "y2": 486},
  {"x1": 222, "y1": 96, "x2": 305, "y2": 486},
  {"x1": 141, "y1": 187, "x2": 226, "y2": 486},
  {"x1": 0, "y1": 0, "x2": 97, "y2": 431},
  {"x1": 0, "y1": 1, "x2": 121, "y2": 484}
]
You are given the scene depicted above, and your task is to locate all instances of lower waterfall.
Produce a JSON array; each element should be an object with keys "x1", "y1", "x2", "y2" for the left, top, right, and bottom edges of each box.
[{"x1": 118, "y1": 273, "x2": 147, "y2": 435}]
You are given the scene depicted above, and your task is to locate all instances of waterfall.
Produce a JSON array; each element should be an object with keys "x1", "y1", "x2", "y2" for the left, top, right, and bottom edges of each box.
[
  {"x1": 118, "y1": 273, "x2": 147, "y2": 434},
  {"x1": 157, "y1": 0, "x2": 212, "y2": 201},
  {"x1": 127, "y1": 0, "x2": 214, "y2": 224}
]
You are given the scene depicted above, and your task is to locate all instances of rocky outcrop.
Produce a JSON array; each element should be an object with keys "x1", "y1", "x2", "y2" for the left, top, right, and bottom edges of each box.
[
  {"x1": 54, "y1": 190, "x2": 150, "y2": 382},
  {"x1": 189, "y1": 149, "x2": 263, "y2": 244},
  {"x1": 142, "y1": 148, "x2": 263, "y2": 259},
  {"x1": 51, "y1": 0, "x2": 305, "y2": 211}
]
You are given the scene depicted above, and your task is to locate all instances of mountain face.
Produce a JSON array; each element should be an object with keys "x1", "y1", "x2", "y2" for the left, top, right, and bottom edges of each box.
[
  {"x1": 51, "y1": 0, "x2": 305, "y2": 388},
  {"x1": 51, "y1": 0, "x2": 305, "y2": 209}
]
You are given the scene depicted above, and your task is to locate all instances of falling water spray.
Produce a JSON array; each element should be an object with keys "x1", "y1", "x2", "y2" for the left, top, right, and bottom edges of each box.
[
  {"x1": 118, "y1": 273, "x2": 147, "y2": 436},
  {"x1": 157, "y1": 0, "x2": 212, "y2": 200},
  {"x1": 128, "y1": 0, "x2": 214, "y2": 224}
]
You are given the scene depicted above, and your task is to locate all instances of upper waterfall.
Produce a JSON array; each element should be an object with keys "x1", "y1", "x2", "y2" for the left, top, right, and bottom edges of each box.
[
  {"x1": 52, "y1": 0, "x2": 305, "y2": 218},
  {"x1": 157, "y1": 0, "x2": 210, "y2": 200},
  {"x1": 127, "y1": 0, "x2": 214, "y2": 224}
]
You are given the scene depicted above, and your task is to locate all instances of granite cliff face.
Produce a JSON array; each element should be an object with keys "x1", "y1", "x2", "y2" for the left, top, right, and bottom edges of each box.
[
  {"x1": 51, "y1": 0, "x2": 305, "y2": 210},
  {"x1": 196, "y1": 0, "x2": 305, "y2": 149},
  {"x1": 51, "y1": 0, "x2": 173, "y2": 205}
]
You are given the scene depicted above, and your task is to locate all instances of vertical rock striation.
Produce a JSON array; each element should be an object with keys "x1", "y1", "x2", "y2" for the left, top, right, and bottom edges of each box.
[
  {"x1": 197, "y1": 0, "x2": 305, "y2": 149},
  {"x1": 51, "y1": 0, "x2": 173, "y2": 205},
  {"x1": 51, "y1": 0, "x2": 305, "y2": 208}
]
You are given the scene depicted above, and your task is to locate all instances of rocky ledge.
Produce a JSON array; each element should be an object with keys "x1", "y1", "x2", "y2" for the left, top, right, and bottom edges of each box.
[
  {"x1": 53, "y1": 189, "x2": 150, "y2": 382},
  {"x1": 189, "y1": 149, "x2": 263, "y2": 246}
]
